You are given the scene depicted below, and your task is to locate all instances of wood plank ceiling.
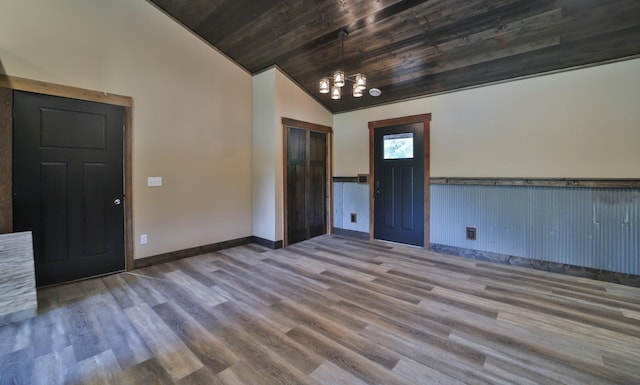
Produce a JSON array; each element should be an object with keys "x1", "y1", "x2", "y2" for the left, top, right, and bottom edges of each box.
[{"x1": 148, "y1": 0, "x2": 640, "y2": 113}]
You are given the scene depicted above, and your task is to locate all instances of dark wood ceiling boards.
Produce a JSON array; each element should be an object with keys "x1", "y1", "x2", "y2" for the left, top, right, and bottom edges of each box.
[{"x1": 148, "y1": 0, "x2": 640, "y2": 113}]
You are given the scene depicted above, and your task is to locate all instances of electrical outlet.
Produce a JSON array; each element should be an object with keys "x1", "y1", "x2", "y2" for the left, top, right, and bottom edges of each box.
[
  {"x1": 350, "y1": 213, "x2": 357, "y2": 223},
  {"x1": 466, "y1": 227, "x2": 476, "y2": 240},
  {"x1": 140, "y1": 234, "x2": 148, "y2": 245}
]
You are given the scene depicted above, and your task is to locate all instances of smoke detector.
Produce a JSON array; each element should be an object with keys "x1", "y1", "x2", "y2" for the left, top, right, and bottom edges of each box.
[{"x1": 369, "y1": 88, "x2": 382, "y2": 97}]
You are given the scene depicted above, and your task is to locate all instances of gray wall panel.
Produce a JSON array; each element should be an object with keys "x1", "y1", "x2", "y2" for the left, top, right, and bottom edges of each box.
[
  {"x1": 342, "y1": 183, "x2": 369, "y2": 233},
  {"x1": 333, "y1": 182, "x2": 369, "y2": 233},
  {"x1": 333, "y1": 182, "x2": 343, "y2": 229},
  {"x1": 431, "y1": 184, "x2": 639, "y2": 275},
  {"x1": 334, "y1": 181, "x2": 639, "y2": 275}
]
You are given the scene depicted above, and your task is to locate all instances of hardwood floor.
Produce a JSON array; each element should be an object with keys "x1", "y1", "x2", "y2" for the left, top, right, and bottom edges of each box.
[{"x1": 1, "y1": 235, "x2": 639, "y2": 384}]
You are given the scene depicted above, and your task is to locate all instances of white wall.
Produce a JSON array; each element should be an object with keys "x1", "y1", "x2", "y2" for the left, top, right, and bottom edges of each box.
[
  {"x1": 251, "y1": 71, "x2": 276, "y2": 241},
  {"x1": 0, "y1": 0, "x2": 253, "y2": 258},
  {"x1": 333, "y1": 58, "x2": 640, "y2": 178},
  {"x1": 251, "y1": 68, "x2": 333, "y2": 242}
]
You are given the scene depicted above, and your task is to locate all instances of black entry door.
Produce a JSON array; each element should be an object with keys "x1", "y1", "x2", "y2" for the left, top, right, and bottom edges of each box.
[
  {"x1": 287, "y1": 127, "x2": 327, "y2": 245},
  {"x1": 13, "y1": 91, "x2": 125, "y2": 286},
  {"x1": 373, "y1": 123, "x2": 424, "y2": 246}
]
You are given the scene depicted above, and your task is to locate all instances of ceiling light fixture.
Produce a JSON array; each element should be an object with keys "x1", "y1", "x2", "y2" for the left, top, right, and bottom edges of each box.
[{"x1": 319, "y1": 30, "x2": 368, "y2": 100}]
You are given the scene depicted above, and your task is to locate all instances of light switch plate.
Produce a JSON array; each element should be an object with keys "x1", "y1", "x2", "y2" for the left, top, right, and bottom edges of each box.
[{"x1": 147, "y1": 177, "x2": 162, "y2": 187}]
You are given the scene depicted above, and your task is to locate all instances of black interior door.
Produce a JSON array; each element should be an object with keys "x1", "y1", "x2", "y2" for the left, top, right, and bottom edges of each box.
[
  {"x1": 287, "y1": 127, "x2": 307, "y2": 244},
  {"x1": 308, "y1": 131, "x2": 327, "y2": 238},
  {"x1": 287, "y1": 127, "x2": 327, "y2": 245},
  {"x1": 13, "y1": 91, "x2": 125, "y2": 286},
  {"x1": 374, "y1": 123, "x2": 424, "y2": 246}
]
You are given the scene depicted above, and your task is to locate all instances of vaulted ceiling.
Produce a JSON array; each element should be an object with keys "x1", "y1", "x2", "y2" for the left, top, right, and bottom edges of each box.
[{"x1": 148, "y1": 0, "x2": 640, "y2": 113}]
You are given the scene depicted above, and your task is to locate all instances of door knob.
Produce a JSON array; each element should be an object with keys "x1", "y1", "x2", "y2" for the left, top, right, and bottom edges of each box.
[{"x1": 114, "y1": 198, "x2": 122, "y2": 206}]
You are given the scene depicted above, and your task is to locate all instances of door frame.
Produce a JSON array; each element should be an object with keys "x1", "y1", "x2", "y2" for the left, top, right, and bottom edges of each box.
[
  {"x1": 368, "y1": 113, "x2": 431, "y2": 248},
  {"x1": 0, "y1": 74, "x2": 135, "y2": 271},
  {"x1": 282, "y1": 117, "x2": 332, "y2": 247}
]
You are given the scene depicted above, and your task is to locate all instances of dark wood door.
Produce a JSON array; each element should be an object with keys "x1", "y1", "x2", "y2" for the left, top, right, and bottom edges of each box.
[
  {"x1": 373, "y1": 123, "x2": 424, "y2": 246},
  {"x1": 13, "y1": 91, "x2": 125, "y2": 286},
  {"x1": 287, "y1": 127, "x2": 327, "y2": 245}
]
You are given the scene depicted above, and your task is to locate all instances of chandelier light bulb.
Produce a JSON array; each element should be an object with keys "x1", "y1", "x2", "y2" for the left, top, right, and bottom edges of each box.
[
  {"x1": 333, "y1": 70, "x2": 345, "y2": 88},
  {"x1": 331, "y1": 85, "x2": 341, "y2": 100},
  {"x1": 353, "y1": 83, "x2": 363, "y2": 97},
  {"x1": 319, "y1": 78, "x2": 330, "y2": 94},
  {"x1": 355, "y1": 73, "x2": 367, "y2": 90}
]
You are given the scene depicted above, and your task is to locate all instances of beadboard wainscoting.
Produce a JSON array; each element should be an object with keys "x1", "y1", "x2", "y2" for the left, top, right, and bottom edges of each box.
[
  {"x1": 333, "y1": 178, "x2": 640, "y2": 280},
  {"x1": 333, "y1": 180, "x2": 369, "y2": 236},
  {"x1": 431, "y1": 184, "x2": 639, "y2": 276}
]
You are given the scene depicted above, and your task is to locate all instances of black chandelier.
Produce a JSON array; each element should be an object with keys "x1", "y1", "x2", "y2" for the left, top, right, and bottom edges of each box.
[{"x1": 318, "y1": 30, "x2": 367, "y2": 99}]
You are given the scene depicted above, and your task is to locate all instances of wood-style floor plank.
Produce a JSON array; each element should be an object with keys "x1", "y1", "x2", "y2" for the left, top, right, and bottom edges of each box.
[
  {"x1": 75, "y1": 349, "x2": 123, "y2": 385},
  {"x1": 1, "y1": 234, "x2": 639, "y2": 384},
  {"x1": 124, "y1": 303, "x2": 204, "y2": 382},
  {"x1": 120, "y1": 358, "x2": 175, "y2": 385},
  {"x1": 308, "y1": 360, "x2": 370, "y2": 385},
  {"x1": 33, "y1": 345, "x2": 76, "y2": 385},
  {"x1": 151, "y1": 301, "x2": 238, "y2": 374}
]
